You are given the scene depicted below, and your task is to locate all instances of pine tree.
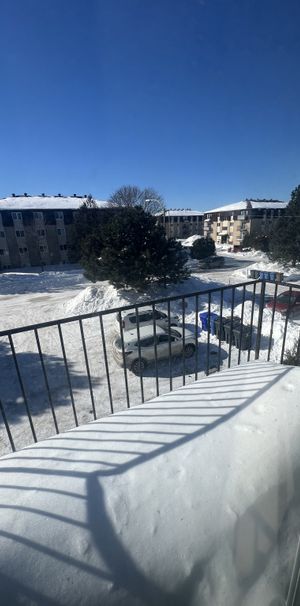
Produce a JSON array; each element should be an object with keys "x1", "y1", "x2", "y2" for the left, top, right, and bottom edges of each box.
[
  {"x1": 83, "y1": 207, "x2": 189, "y2": 289},
  {"x1": 269, "y1": 185, "x2": 300, "y2": 266},
  {"x1": 191, "y1": 237, "x2": 216, "y2": 260}
]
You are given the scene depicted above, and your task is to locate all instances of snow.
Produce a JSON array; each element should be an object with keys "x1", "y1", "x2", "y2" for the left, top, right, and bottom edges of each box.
[
  {"x1": 205, "y1": 200, "x2": 287, "y2": 214},
  {"x1": 0, "y1": 362, "x2": 299, "y2": 605},
  {"x1": 157, "y1": 210, "x2": 203, "y2": 216},
  {"x1": 181, "y1": 234, "x2": 202, "y2": 247},
  {"x1": 0, "y1": 195, "x2": 107, "y2": 210},
  {"x1": 1, "y1": 254, "x2": 300, "y2": 457}
]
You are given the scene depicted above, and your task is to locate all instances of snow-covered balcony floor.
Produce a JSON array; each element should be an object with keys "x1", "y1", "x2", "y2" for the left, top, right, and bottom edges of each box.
[{"x1": 0, "y1": 362, "x2": 300, "y2": 606}]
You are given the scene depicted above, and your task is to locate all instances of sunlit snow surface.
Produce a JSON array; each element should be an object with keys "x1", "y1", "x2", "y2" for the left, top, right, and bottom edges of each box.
[{"x1": 0, "y1": 362, "x2": 299, "y2": 605}]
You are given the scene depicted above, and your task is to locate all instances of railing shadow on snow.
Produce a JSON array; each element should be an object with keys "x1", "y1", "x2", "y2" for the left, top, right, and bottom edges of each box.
[{"x1": 0, "y1": 363, "x2": 294, "y2": 605}]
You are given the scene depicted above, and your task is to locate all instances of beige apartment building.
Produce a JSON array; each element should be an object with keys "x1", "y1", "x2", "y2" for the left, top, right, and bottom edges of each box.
[
  {"x1": 0, "y1": 195, "x2": 108, "y2": 270},
  {"x1": 203, "y1": 199, "x2": 287, "y2": 248},
  {"x1": 156, "y1": 209, "x2": 204, "y2": 239}
]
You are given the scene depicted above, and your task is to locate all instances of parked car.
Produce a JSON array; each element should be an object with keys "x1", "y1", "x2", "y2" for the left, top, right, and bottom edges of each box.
[
  {"x1": 265, "y1": 290, "x2": 300, "y2": 317},
  {"x1": 197, "y1": 256, "x2": 225, "y2": 270},
  {"x1": 114, "y1": 306, "x2": 180, "y2": 333},
  {"x1": 112, "y1": 325, "x2": 196, "y2": 374}
]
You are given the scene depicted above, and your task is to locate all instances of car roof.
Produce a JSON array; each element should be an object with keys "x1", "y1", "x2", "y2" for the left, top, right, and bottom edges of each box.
[
  {"x1": 280, "y1": 290, "x2": 300, "y2": 297},
  {"x1": 123, "y1": 325, "x2": 166, "y2": 340},
  {"x1": 124, "y1": 306, "x2": 164, "y2": 317}
]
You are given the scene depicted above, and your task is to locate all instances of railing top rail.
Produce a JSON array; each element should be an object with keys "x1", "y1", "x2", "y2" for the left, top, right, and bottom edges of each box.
[
  {"x1": 0, "y1": 279, "x2": 259, "y2": 337},
  {"x1": 1, "y1": 278, "x2": 298, "y2": 338}
]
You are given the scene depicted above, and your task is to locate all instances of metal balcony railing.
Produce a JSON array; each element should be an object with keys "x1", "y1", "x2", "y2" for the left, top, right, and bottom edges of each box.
[{"x1": 0, "y1": 279, "x2": 299, "y2": 455}]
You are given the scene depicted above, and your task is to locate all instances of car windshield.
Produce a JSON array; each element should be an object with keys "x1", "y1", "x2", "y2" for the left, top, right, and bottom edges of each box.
[{"x1": 277, "y1": 295, "x2": 296, "y2": 304}]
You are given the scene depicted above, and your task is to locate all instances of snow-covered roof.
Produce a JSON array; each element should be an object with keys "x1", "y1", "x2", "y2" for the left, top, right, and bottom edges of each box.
[
  {"x1": 0, "y1": 362, "x2": 299, "y2": 604},
  {"x1": 157, "y1": 209, "x2": 203, "y2": 217},
  {"x1": 0, "y1": 195, "x2": 107, "y2": 211},
  {"x1": 205, "y1": 200, "x2": 287, "y2": 214}
]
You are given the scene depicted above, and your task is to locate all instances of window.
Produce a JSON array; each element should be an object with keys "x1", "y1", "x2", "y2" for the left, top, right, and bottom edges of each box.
[
  {"x1": 60, "y1": 244, "x2": 68, "y2": 250},
  {"x1": 19, "y1": 247, "x2": 28, "y2": 254},
  {"x1": 16, "y1": 230, "x2": 25, "y2": 237},
  {"x1": 154, "y1": 310, "x2": 166, "y2": 319},
  {"x1": 129, "y1": 311, "x2": 152, "y2": 324},
  {"x1": 34, "y1": 212, "x2": 42, "y2": 220},
  {"x1": 39, "y1": 245, "x2": 47, "y2": 252},
  {"x1": 37, "y1": 229, "x2": 45, "y2": 236},
  {"x1": 0, "y1": 249, "x2": 4, "y2": 255},
  {"x1": 12, "y1": 212, "x2": 22, "y2": 221},
  {"x1": 158, "y1": 334, "x2": 175, "y2": 343},
  {"x1": 55, "y1": 211, "x2": 63, "y2": 220},
  {"x1": 0, "y1": 231, "x2": 4, "y2": 237},
  {"x1": 140, "y1": 336, "x2": 155, "y2": 347},
  {"x1": 57, "y1": 228, "x2": 65, "y2": 236}
]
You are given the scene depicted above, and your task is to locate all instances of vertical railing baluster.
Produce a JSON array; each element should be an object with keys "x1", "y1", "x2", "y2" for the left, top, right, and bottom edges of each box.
[
  {"x1": 217, "y1": 289, "x2": 224, "y2": 372},
  {"x1": 135, "y1": 307, "x2": 145, "y2": 403},
  {"x1": 280, "y1": 286, "x2": 293, "y2": 364},
  {"x1": 227, "y1": 287, "x2": 235, "y2": 369},
  {"x1": 151, "y1": 304, "x2": 159, "y2": 397},
  {"x1": 267, "y1": 282, "x2": 278, "y2": 362},
  {"x1": 99, "y1": 315, "x2": 114, "y2": 413},
  {"x1": 118, "y1": 311, "x2": 131, "y2": 408},
  {"x1": 247, "y1": 281, "x2": 257, "y2": 362},
  {"x1": 167, "y1": 300, "x2": 173, "y2": 392},
  {"x1": 79, "y1": 319, "x2": 97, "y2": 419},
  {"x1": 34, "y1": 328, "x2": 59, "y2": 434},
  {"x1": 205, "y1": 292, "x2": 211, "y2": 375},
  {"x1": 0, "y1": 399, "x2": 16, "y2": 452},
  {"x1": 237, "y1": 285, "x2": 246, "y2": 365},
  {"x1": 58, "y1": 323, "x2": 78, "y2": 425},
  {"x1": 195, "y1": 295, "x2": 199, "y2": 381},
  {"x1": 8, "y1": 334, "x2": 37, "y2": 443},
  {"x1": 255, "y1": 280, "x2": 266, "y2": 360},
  {"x1": 182, "y1": 297, "x2": 186, "y2": 386}
]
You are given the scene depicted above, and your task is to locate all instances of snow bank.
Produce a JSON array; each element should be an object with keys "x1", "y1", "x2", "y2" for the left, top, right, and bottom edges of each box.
[
  {"x1": 181, "y1": 234, "x2": 202, "y2": 247},
  {"x1": 0, "y1": 362, "x2": 299, "y2": 605}
]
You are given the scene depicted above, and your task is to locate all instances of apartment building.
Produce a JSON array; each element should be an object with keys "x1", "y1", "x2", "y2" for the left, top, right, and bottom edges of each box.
[
  {"x1": 157, "y1": 209, "x2": 204, "y2": 239},
  {"x1": 203, "y1": 199, "x2": 287, "y2": 248},
  {"x1": 0, "y1": 194, "x2": 108, "y2": 270}
]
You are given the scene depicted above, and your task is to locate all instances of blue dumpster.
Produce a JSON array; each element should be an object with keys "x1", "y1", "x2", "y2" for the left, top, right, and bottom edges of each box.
[{"x1": 199, "y1": 312, "x2": 219, "y2": 335}]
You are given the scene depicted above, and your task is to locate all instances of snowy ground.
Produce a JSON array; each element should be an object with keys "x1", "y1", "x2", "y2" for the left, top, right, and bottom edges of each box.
[
  {"x1": 0, "y1": 253, "x2": 300, "y2": 456},
  {"x1": 0, "y1": 362, "x2": 300, "y2": 606}
]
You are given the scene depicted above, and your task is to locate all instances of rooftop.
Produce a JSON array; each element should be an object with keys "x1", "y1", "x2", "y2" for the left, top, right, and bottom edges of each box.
[
  {"x1": 0, "y1": 195, "x2": 107, "y2": 211},
  {"x1": 205, "y1": 199, "x2": 288, "y2": 214},
  {"x1": 157, "y1": 209, "x2": 204, "y2": 217}
]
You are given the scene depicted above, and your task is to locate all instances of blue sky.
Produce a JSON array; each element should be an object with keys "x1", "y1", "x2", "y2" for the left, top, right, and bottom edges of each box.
[{"x1": 0, "y1": 0, "x2": 300, "y2": 210}]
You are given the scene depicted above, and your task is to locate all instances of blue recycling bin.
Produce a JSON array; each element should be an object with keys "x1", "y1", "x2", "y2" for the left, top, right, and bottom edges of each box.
[{"x1": 199, "y1": 312, "x2": 219, "y2": 335}]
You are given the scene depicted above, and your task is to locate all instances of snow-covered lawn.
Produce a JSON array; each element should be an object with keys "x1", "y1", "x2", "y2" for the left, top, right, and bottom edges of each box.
[
  {"x1": 0, "y1": 362, "x2": 299, "y2": 605},
  {"x1": 0, "y1": 255, "x2": 300, "y2": 456}
]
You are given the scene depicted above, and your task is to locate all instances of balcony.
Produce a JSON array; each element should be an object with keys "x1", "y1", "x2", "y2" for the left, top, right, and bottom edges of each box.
[{"x1": 0, "y1": 279, "x2": 300, "y2": 604}]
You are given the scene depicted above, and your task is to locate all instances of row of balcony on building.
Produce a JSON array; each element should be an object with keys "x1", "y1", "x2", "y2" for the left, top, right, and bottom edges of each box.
[
  {"x1": 0, "y1": 209, "x2": 76, "y2": 269},
  {"x1": 0, "y1": 197, "x2": 288, "y2": 270}
]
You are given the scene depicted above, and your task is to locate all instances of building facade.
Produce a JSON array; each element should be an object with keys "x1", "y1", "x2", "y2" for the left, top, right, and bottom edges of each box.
[
  {"x1": 157, "y1": 210, "x2": 204, "y2": 239},
  {"x1": 203, "y1": 199, "x2": 287, "y2": 248},
  {"x1": 0, "y1": 195, "x2": 108, "y2": 270}
]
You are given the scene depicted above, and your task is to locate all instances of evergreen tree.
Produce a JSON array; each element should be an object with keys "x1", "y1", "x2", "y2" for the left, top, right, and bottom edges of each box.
[
  {"x1": 269, "y1": 185, "x2": 300, "y2": 266},
  {"x1": 70, "y1": 196, "x2": 113, "y2": 271},
  {"x1": 191, "y1": 237, "x2": 216, "y2": 260},
  {"x1": 82, "y1": 207, "x2": 189, "y2": 289},
  {"x1": 242, "y1": 232, "x2": 270, "y2": 252}
]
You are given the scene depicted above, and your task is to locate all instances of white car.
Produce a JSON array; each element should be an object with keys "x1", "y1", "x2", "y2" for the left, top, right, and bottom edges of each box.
[
  {"x1": 113, "y1": 325, "x2": 196, "y2": 374},
  {"x1": 114, "y1": 306, "x2": 180, "y2": 333}
]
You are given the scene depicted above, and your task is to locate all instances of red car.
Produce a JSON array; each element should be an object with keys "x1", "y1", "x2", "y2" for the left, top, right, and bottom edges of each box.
[{"x1": 265, "y1": 290, "x2": 300, "y2": 317}]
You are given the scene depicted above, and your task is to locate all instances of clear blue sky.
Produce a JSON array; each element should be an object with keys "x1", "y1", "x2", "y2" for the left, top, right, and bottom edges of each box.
[{"x1": 1, "y1": 0, "x2": 300, "y2": 210}]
